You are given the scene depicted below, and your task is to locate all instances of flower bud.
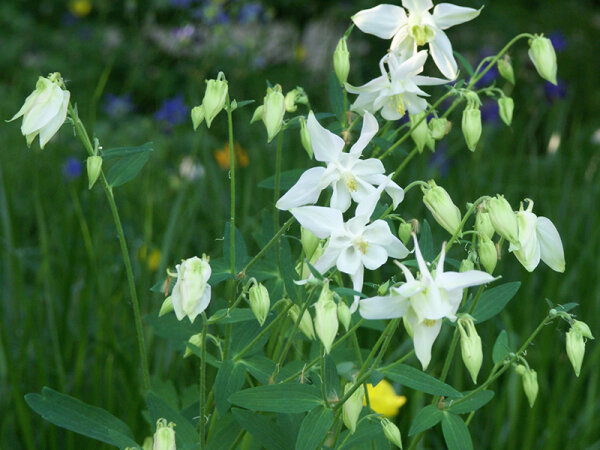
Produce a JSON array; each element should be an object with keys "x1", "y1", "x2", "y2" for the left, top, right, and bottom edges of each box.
[
  {"x1": 262, "y1": 85, "x2": 286, "y2": 143},
  {"x1": 159, "y1": 296, "x2": 174, "y2": 317},
  {"x1": 398, "y1": 222, "x2": 412, "y2": 245},
  {"x1": 301, "y1": 227, "x2": 320, "y2": 261},
  {"x1": 498, "y1": 97, "x2": 514, "y2": 126},
  {"x1": 528, "y1": 35, "x2": 557, "y2": 85},
  {"x1": 284, "y1": 87, "x2": 308, "y2": 113},
  {"x1": 428, "y1": 117, "x2": 448, "y2": 140},
  {"x1": 377, "y1": 280, "x2": 390, "y2": 296},
  {"x1": 191, "y1": 105, "x2": 204, "y2": 130},
  {"x1": 86, "y1": 155, "x2": 102, "y2": 189},
  {"x1": 475, "y1": 210, "x2": 495, "y2": 240},
  {"x1": 153, "y1": 419, "x2": 176, "y2": 450},
  {"x1": 333, "y1": 37, "x2": 350, "y2": 86},
  {"x1": 202, "y1": 72, "x2": 228, "y2": 128},
  {"x1": 314, "y1": 281, "x2": 339, "y2": 353},
  {"x1": 462, "y1": 107, "x2": 482, "y2": 152},
  {"x1": 458, "y1": 317, "x2": 483, "y2": 383},
  {"x1": 184, "y1": 332, "x2": 202, "y2": 358},
  {"x1": 486, "y1": 196, "x2": 519, "y2": 245},
  {"x1": 478, "y1": 234, "x2": 497, "y2": 274},
  {"x1": 250, "y1": 105, "x2": 264, "y2": 124},
  {"x1": 171, "y1": 255, "x2": 212, "y2": 323},
  {"x1": 9, "y1": 72, "x2": 70, "y2": 149},
  {"x1": 515, "y1": 365, "x2": 538, "y2": 408},
  {"x1": 497, "y1": 55, "x2": 515, "y2": 85},
  {"x1": 299, "y1": 116, "x2": 313, "y2": 158},
  {"x1": 249, "y1": 282, "x2": 270, "y2": 326},
  {"x1": 142, "y1": 436, "x2": 153, "y2": 450},
  {"x1": 337, "y1": 301, "x2": 351, "y2": 332},
  {"x1": 572, "y1": 320, "x2": 594, "y2": 339},
  {"x1": 381, "y1": 418, "x2": 403, "y2": 449},
  {"x1": 566, "y1": 328, "x2": 585, "y2": 377},
  {"x1": 422, "y1": 182, "x2": 462, "y2": 236},
  {"x1": 459, "y1": 258, "x2": 475, "y2": 272},
  {"x1": 288, "y1": 304, "x2": 315, "y2": 340},
  {"x1": 410, "y1": 112, "x2": 432, "y2": 153},
  {"x1": 342, "y1": 383, "x2": 364, "y2": 434}
]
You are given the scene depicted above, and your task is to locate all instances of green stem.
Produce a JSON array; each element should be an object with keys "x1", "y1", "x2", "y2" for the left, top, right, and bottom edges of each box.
[
  {"x1": 274, "y1": 292, "x2": 314, "y2": 369},
  {"x1": 320, "y1": 344, "x2": 328, "y2": 406},
  {"x1": 273, "y1": 132, "x2": 283, "y2": 272},
  {"x1": 226, "y1": 94, "x2": 236, "y2": 279},
  {"x1": 199, "y1": 313, "x2": 208, "y2": 448}
]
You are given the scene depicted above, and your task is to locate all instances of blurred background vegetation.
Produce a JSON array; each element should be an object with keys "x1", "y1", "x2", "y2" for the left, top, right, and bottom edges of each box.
[{"x1": 1, "y1": 0, "x2": 599, "y2": 448}]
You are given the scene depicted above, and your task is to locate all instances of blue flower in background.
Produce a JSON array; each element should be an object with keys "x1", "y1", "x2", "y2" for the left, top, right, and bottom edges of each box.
[
  {"x1": 548, "y1": 31, "x2": 567, "y2": 52},
  {"x1": 238, "y1": 3, "x2": 263, "y2": 24},
  {"x1": 63, "y1": 157, "x2": 83, "y2": 181},
  {"x1": 480, "y1": 100, "x2": 499, "y2": 125},
  {"x1": 474, "y1": 49, "x2": 498, "y2": 87},
  {"x1": 193, "y1": 2, "x2": 230, "y2": 25},
  {"x1": 545, "y1": 79, "x2": 567, "y2": 102},
  {"x1": 155, "y1": 95, "x2": 188, "y2": 127},
  {"x1": 428, "y1": 142, "x2": 450, "y2": 177},
  {"x1": 104, "y1": 93, "x2": 134, "y2": 118},
  {"x1": 171, "y1": 0, "x2": 194, "y2": 8}
]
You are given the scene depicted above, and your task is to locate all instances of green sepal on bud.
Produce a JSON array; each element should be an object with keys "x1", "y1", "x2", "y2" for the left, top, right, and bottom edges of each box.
[
  {"x1": 183, "y1": 332, "x2": 202, "y2": 358},
  {"x1": 398, "y1": 222, "x2": 413, "y2": 245},
  {"x1": 485, "y1": 195, "x2": 519, "y2": 245},
  {"x1": 299, "y1": 116, "x2": 313, "y2": 158},
  {"x1": 201, "y1": 72, "x2": 228, "y2": 128},
  {"x1": 528, "y1": 35, "x2": 557, "y2": 85},
  {"x1": 381, "y1": 418, "x2": 403, "y2": 449},
  {"x1": 301, "y1": 227, "x2": 320, "y2": 261},
  {"x1": 498, "y1": 97, "x2": 514, "y2": 126},
  {"x1": 191, "y1": 106, "x2": 204, "y2": 130},
  {"x1": 250, "y1": 105, "x2": 264, "y2": 124},
  {"x1": 458, "y1": 316, "x2": 483, "y2": 383},
  {"x1": 153, "y1": 418, "x2": 176, "y2": 450},
  {"x1": 410, "y1": 112, "x2": 434, "y2": 153},
  {"x1": 337, "y1": 300, "x2": 351, "y2": 332},
  {"x1": 475, "y1": 210, "x2": 495, "y2": 239},
  {"x1": 314, "y1": 281, "x2": 339, "y2": 353},
  {"x1": 288, "y1": 303, "x2": 315, "y2": 340},
  {"x1": 141, "y1": 436, "x2": 153, "y2": 450},
  {"x1": 428, "y1": 117, "x2": 449, "y2": 140},
  {"x1": 249, "y1": 282, "x2": 270, "y2": 326},
  {"x1": 262, "y1": 85, "x2": 286, "y2": 143},
  {"x1": 284, "y1": 87, "x2": 308, "y2": 113},
  {"x1": 459, "y1": 258, "x2": 475, "y2": 272},
  {"x1": 497, "y1": 55, "x2": 515, "y2": 85},
  {"x1": 86, "y1": 155, "x2": 102, "y2": 189},
  {"x1": 478, "y1": 233, "x2": 497, "y2": 274},
  {"x1": 566, "y1": 320, "x2": 594, "y2": 377},
  {"x1": 515, "y1": 364, "x2": 538, "y2": 408},
  {"x1": 462, "y1": 107, "x2": 482, "y2": 152},
  {"x1": 342, "y1": 383, "x2": 364, "y2": 434},
  {"x1": 159, "y1": 296, "x2": 174, "y2": 317},
  {"x1": 422, "y1": 181, "x2": 462, "y2": 236},
  {"x1": 333, "y1": 37, "x2": 350, "y2": 86}
]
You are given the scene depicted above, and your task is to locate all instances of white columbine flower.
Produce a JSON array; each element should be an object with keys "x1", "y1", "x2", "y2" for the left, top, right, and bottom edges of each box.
[
  {"x1": 276, "y1": 111, "x2": 404, "y2": 212},
  {"x1": 352, "y1": 0, "x2": 481, "y2": 79},
  {"x1": 171, "y1": 255, "x2": 212, "y2": 323},
  {"x1": 509, "y1": 200, "x2": 565, "y2": 273},
  {"x1": 346, "y1": 51, "x2": 448, "y2": 121},
  {"x1": 9, "y1": 72, "x2": 70, "y2": 149},
  {"x1": 291, "y1": 205, "x2": 409, "y2": 312},
  {"x1": 359, "y1": 235, "x2": 495, "y2": 369}
]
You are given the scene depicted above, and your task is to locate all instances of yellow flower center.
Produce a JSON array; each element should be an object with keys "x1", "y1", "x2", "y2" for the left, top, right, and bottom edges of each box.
[
  {"x1": 353, "y1": 237, "x2": 369, "y2": 254},
  {"x1": 410, "y1": 24, "x2": 435, "y2": 46},
  {"x1": 343, "y1": 172, "x2": 358, "y2": 191},
  {"x1": 423, "y1": 319, "x2": 437, "y2": 327},
  {"x1": 393, "y1": 94, "x2": 407, "y2": 116}
]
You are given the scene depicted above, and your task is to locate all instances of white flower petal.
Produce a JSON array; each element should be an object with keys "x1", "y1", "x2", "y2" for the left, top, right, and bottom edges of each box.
[
  {"x1": 412, "y1": 75, "x2": 451, "y2": 86},
  {"x1": 390, "y1": 26, "x2": 414, "y2": 55},
  {"x1": 39, "y1": 90, "x2": 70, "y2": 149},
  {"x1": 412, "y1": 234, "x2": 432, "y2": 279},
  {"x1": 350, "y1": 111, "x2": 379, "y2": 155},
  {"x1": 346, "y1": 76, "x2": 389, "y2": 95},
  {"x1": 393, "y1": 50, "x2": 428, "y2": 78},
  {"x1": 432, "y1": 3, "x2": 481, "y2": 30},
  {"x1": 352, "y1": 4, "x2": 407, "y2": 39},
  {"x1": 276, "y1": 167, "x2": 327, "y2": 210},
  {"x1": 307, "y1": 111, "x2": 345, "y2": 162},
  {"x1": 436, "y1": 270, "x2": 495, "y2": 291},
  {"x1": 537, "y1": 216, "x2": 565, "y2": 272},
  {"x1": 380, "y1": 101, "x2": 403, "y2": 121},
  {"x1": 349, "y1": 265, "x2": 365, "y2": 313},
  {"x1": 359, "y1": 294, "x2": 409, "y2": 319},
  {"x1": 430, "y1": 30, "x2": 458, "y2": 79},
  {"x1": 331, "y1": 179, "x2": 353, "y2": 212},
  {"x1": 405, "y1": 94, "x2": 429, "y2": 115},
  {"x1": 187, "y1": 285, "x2": 211, "y2": 323},
  {"x1": 393, "y1": 280, "x2": 425, "y2": 298},
  {"x1": 352, "y1": 158, "x2": 386, "y2": 177},
  {"x1": 21, "y1": 85, "x2": 64, "y2": 135},
  {"x1": 337, "y1": 246, "x2": 362, "y2": 275},
  {"x1": 412, "y1": 318, "x2": 442, "y2": 370},
  {"x1": 362, "y1": 244, "x2": 388, "y2": 270},
  {"x1": 402, "y1": 0, "x2": 433, "y2": 13},
  {"x1": 290, "y1": 206, "x2": 344, "y2": 239}
]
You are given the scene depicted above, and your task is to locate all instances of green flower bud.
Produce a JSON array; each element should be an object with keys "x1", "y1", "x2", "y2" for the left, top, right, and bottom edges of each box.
[
  {"x1": 250, "y1": 105, "x2": 264, "y2": 124},
  {"x1": 462, "y1": 107, "x2": 482, "y2": 152},
  {"x1": 184, "y1": 332, "x2": 202, "y2": 358},
  {"x1": 337, "y1": 301, "x2": 351, "y2": 332},
  {"x1": 410, "y1": 112, "x2": 431, "y2": 153},
  {"x1": 342, "y1": 383, "x2": 364, "y2": 434},
  {"x1": 142, "y1": 436, "x2": 153, "y2": 450},
  {"x1": 314, "y1": 281, "x2": 339, "y2": 353},
  {"x1": 381, "y1": 418, "x2": 403, "y2": 449},
  {"x1": 301, "y1": 227, "x2": 320, "y2": 261},
  {"x1": 422, "y1": 182, "x2": 462, "y2": 236},
  {"x1": 478, "y1": 234, "x2": 497, "y2": 274},
  {"x1": 249, "y1": 282, "x2": 270, "y2": 326},
  {"x1": 377, "y1": 280, "x2": 390, "y2": 296},
  {"x1": 528, "y1": 35, "x2": 557, "y2": 85},
  {"x1": 497, "y1": 55, "x2": 515, "y2": 85},
  {"x1": 202, "y1": 72, "x2": 228, "y2": 128},
  {"x1": 262, "y1": 85, "x2": 286, "y2": 143},
  {"x1": 572, "y1": 320, "x2": 594, "y2": 339},
  {"x1": 191, "y1": 105, "x2": 204, "y2": 130},
  {"x1": 475, "y1": 210, "x2": 495, "y2": 239},
  {"x1": 159, "y1": 296, "x2": 174, "y2": 317},
  {"x1": 299, "y1": 116, "x2": 313, "y2": 158},
  {"x1": 284, "y1": 87, "x2": 308, "y2": 113},
  {"x1": 153, "y1": 419, "x2": 176, "y2": 450},
  {"x1": 459, "y1": 258, "x2": 475, "y2": 272},
  {"x1": 486, "y1": 195, "x2": 519, "y2": 245},
  {"x1": 333, "y1": 37, "x2": 350, "y2": 86},
  {"x1": 515, "y1": 365, "x2": 538, "y2": 408},
  {"x1": 398, "y1": 222, "x2": 413, "y2": 245},
  {"x1": 288, "y1": 304, "x2": 315, "y2": 340},
  {"x1": 86, "y1": 155, "x2": 102, "y2": 189},
  {"x1": 428, "y1": 117, "x2": 448, "y2": 140},
  {"x1": 566, "y1": 328, "x2": 585, "y2": 377},
  {"x1": 498, "y1": 97, "x2": 514, "y2": 126},
  {"x1": 458, "y1": 316, "x2": 483, "y2": 383}
]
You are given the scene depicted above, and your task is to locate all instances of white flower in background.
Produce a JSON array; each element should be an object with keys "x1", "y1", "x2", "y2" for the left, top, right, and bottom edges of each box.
[
  {"x1": 9, "y1": 72, "x2": 70, "y2": 149},
  {"x1": 352, "y1": 0, "x2": 481, "y2": 79},
  {"x1": 291, "y1": 205, "x2": 409, "y2": 311},
  {"x1": 171, "y1": 255, "x2": 212, "y2": 323},
  {"x1": 346, "y1": 51, "x2": 448, "y2": 121},
  {"x1": 276, "y1": 111, "x2": 404, "y2": 212},
  {"x1": 509, "y1": 200, "x2": 565, "y2": 273},
  {"x1": 359, "y1": 235, "x2": 495, "y2": 369}
]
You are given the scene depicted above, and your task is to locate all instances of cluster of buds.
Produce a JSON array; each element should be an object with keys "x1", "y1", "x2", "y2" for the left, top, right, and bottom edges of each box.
[
  {"x1": 252, "y1": 85, "x2": 308, "y2": 143},
  {"x1": 191, "y1": 72, "x2": 228, "y2": 129}
]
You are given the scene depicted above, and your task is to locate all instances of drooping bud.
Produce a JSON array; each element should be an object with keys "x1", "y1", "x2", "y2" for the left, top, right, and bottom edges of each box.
[
  {"x1": 428, "y1": 117, "x2": 448, "y2": 140},
  {"x1": 142, "y1": 436, "x2": 153, "y2": 450},
  {"x1": 457, "y1": 316, "x2": 483, "y2": 383},
  {"x1": 342, "y1": 383, "x2": 364, "y2": 434},
  {"x1": 462, "y1": 107, "x2": 482, "y2": 152},
  {"x1": 410, "y1": 112, "x2": 433, "y2": 153},
  {"x1": 528, "y1": 35, "x2": 557, "y2": 85},
  {"x1": 566, "y1": 321, "x2": 594, "y2": 377},
  {"x1": 201, "y1": 72, "x2": 228, "y2": 128},
  {"x1": 398, "y1": 222, "x2": 412, "y2": 245},
  {"x1": 86, "y1": 155, "x2": 103, "y2": 189},
  {"x1": 478, "y1": 234, "x2": 497, "y2": 274},
  {"x1": 572, "y1": 320, "x2": 594, "y2": 339},
  {"x1": 485, "y1": 195, "x2": 519, "y2": 245},
  {"x1": 250, "y1": 105, "x2": 264, "y2": 124},
  {"x1": 422, "y1": 181, "x2": 462, "y2": 236},
  {"x1": 262, "y1": 85, "x2": 286, "y2": 143},
  {"x1": 459, "y1": 258, "x2": 475, "y2": 272},
  {"x1": 159, "y1": 296, "x2": 174, "y2": 317},
  {"x1": 475, "y1": 210, "x2": 495, "y2": 240},
  {"x1": 337, "y1": 300, "x2": 351, "y2": 332},
  {"x1": 184, "y1": 332, "x2": 202, "y2": 358},
  {"x1": 498, "y1": 97, "x2": 514, "y2": 126},
  {"x1": 497, "y1": 55, "x2": 515, "y2": 85},
  {"x1": 333, "y1": 37, "x2": 350, "y2": 86},
  {"x1": 284, "y1": 87, "x2": 308, "y2": 113},
  {"x1": 301, "y1": 227, "x2": 320, "y2": 261},
  {"x1": 299, "y1": 116, "x2": 313, "y2": 158},
  {"x1": 153, "y1": 419, "x2": 176, "y2": 450},
  {"x1": 171, "y1": 255, "x2": 212, "y2": 323},
  {"x1": 249, "y1": 282, "x2": 270, "y2": 326},
  {"x1": 515, "y1": 365, "x2": 538, "y2": 408},
  {"x1": 288, "y1": 304, "x2": 315, "y2": 340},
  {"x1": 314, "y1": 281, "x2": 339, "y2": 353},
  {"x1": 381, "y1": 418, "x2": 403, "y2": 449},
  {"x1": 191, "y1": 105, "x2": 205, "y2": 130}
]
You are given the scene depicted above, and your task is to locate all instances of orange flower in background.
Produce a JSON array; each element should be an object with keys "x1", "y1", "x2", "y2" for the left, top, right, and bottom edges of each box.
[
  {"x1": 364, "y1": 379, "x2": 407, "y2": 418},
  {"x1": 69, "y1": 0, "x2": 92, "y2": 17},
  {"x1": 213, "y1": 142, "x2": 249, "y2": 169}
]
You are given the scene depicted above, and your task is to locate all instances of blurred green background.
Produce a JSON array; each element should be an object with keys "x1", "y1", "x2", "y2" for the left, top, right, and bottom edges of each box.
[{"x1": 1, "y1": 0, "x2": 599, "y2": 448}]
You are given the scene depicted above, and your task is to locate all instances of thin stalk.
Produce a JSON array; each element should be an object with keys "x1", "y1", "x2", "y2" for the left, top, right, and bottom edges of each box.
[
  {"x1": 274, "y1": 291, "x2": 314, "y2": 369},
  {"x1": 273, "y1": 132, "x2": 284, "y2": 271},
  {"x1": 199, "y1": 313, "x2": 208, "y2": 448},
  {"x1": 226, "y1": 93, "x2": 236, "y2": 278},
  {"x1": 320, "y1": 344, "x2": 328, "y2": 406}
]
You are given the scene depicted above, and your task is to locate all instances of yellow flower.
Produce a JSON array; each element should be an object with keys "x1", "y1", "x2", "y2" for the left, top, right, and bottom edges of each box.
[
  {"x1": 138, "y1": 245, "x2": 162, "y2": 271},
  {"x1": 213, "y1": 142, "x2": 249, "y2": 170},
  {"x1": 69, "y1": 0, "x2": 92, "y2": 17},
  {"x1": 363, "y1": 379, "x2": 406, "y2": 418}
]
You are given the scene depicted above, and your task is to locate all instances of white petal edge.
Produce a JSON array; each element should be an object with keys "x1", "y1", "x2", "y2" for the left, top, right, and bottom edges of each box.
[
  {"x1": 537, "y1": 216, "x2": 565, "y2": 272},
  {"x1": 432, "y1": 4, "x2": 481, "y2": 30},
  {"x1": 290, "y1": 206, "x2": 344, "y2": 239},
  {"x1": 429, "y1": 30, "x2": 458, "y2": 80},
  {"x1": 307, "y1": 111, "x2": 345, "y2": 162},
  {"x1": 276, "y1": 167, "x2": 327, "y2": 211},
  {"x1": 352, "y1": 4, "x2": 407, "y2": 39}
]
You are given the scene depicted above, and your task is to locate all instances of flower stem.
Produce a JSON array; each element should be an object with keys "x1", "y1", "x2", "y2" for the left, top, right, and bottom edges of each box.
[
  {"x1": 199, "y1": 313, "x2": 208, "y2": 448},
  {"x1": 273, "y1": 132, "x2": 284, "y2": 271},
  {"x1": 226, "y1": 94, "x2": 236, "y2": 279}
]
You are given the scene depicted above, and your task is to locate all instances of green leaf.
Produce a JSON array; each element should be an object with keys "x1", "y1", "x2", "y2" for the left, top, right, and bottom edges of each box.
[
  {"x1": 106, "y1": 145, "x2": 153, "y2": 187},
  {"x1": 492, "y1": 330, "x2": 511, "y2": 365},
  {"x1": 338, "y1": 416, "x2": 391, "y2": 449},
  {"x1": 100, "y1": 142, "x2": 153, "y2": 159},
  {"x1": 418, "y1": 220, "x2": 435, "y2": 261},
  {"x1": 229, "y1": 383, "x2": 322, "y2": 413},
  {"x1": 382, "y1": 364, "x2": 462, "y2": 398},
  {"x1": 231, "y1": 408, "x2": 290, "y2": 450},
  {"x1": 241, "y1": 356, "x2": 298, "y2": 385},
  {"x1": 215, "y1": 359, "x2": 247, "y2": 416},
  {"x1": 471, "y1": 282, "x2": 521, "y2": 323},
  {"x1": 447, "y1": 390, "x2": 494, "y2": 414},
  {"x1": 145, "y1": 312, "x2": 201, "y2": 343},
  {"x1": 223, "y1": 223, "x2": 249, "y2": 274},
  {"x1": 258, "y1": 169, "x2": 305, "y2": 190},
  {"x1": 323, "y1": 355, "x2": 340, "y2": 401},
  {"x1": 207, "y1": 308, "x2": 256, "y2": 325},
  {"x1": 441, "y1": 412, "x2": 473, "y2": 450},
  {"x1": 329, "y1": 71, "x2": 345, "y2": 124},
  {"x1": 233, "y1": 99, "x2": 255, "y2": 110},
  {"x1": 145, "y1": 391, "x2": 198, "y2": 448},
  {"x1": 24, "y1": 387, "x2": 138, "y2": 449},
  {"x1": 408, "y1": 405, "x2": 443, "y2": 436},
  {"x1": 453, "y1": 51, "x2": 474, "y2": 77},
  {"x1": 554, "y1": 302, "x2": 578, "y2": 313},
  {"x1": 295, "y1": 407, "x2": 334, "y2": 450},
  {"x1": 206, "y1": 413, "x2": 242, "y2": 450}
]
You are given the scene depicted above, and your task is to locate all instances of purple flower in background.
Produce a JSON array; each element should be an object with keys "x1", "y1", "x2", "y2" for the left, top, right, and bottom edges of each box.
[
  {"x1": 104, "y1": 93, "x2": 134, "y2": 118},
  {"x1": 171, "y1": 0, "x2": 193, "y2": 8},
  {"x1": 63, "y1": 157, "x2": 83, "y2": 181},
  {"x1": 61, "y1": 12, "x2": 79, "y2": 26},
  {"x1": 474, "y1": 49, "x2": 498, "y2": 87},
  {"x1": 172, "y1": 24, "x2": 195, "y2": 43},
  {"x1": 155, "y1": 95, "x2": 188, "y2": 127},
  {"x1": 545, "y1": 79, "x2": 567, "y2": 102},
  {"x1": 548, "y1": 31, "x2": 567, "y2": 52},
  {"x1": 428, "y1": 143, "x2": 450, "y2": 177},
  {"x1": 238, "y1": 3, "x2": 263, "y2": 24},
  {"x1": 194, "y1": 3, "x2": 229, "y2": 25},
  {"x1": 480, "y1": 100, "x2": 499, "y2": 125}
]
